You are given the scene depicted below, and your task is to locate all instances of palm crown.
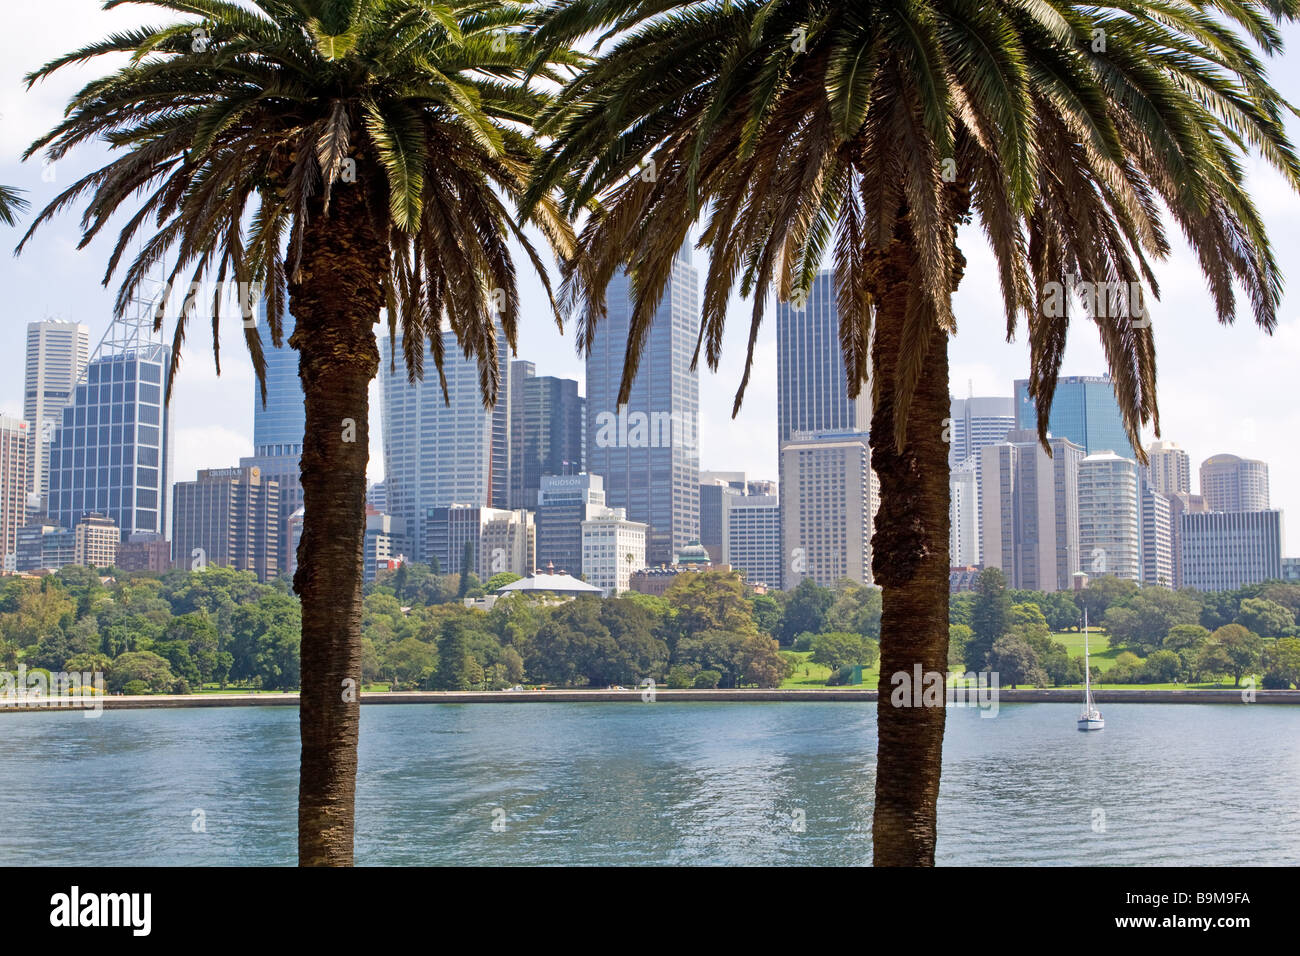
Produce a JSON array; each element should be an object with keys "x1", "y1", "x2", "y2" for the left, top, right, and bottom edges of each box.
[
  {"x1": 529, "y1": 0, "x2": 1300, "y2": 451},
  {"x1": 21, "y1": 0, "x2": 578, "y2": 403}
]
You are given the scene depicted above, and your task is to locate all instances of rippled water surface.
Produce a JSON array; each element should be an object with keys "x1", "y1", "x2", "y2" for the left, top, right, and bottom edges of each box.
[{"x1": 2, "y1": 702, "x2": 1296, "y2": 865}]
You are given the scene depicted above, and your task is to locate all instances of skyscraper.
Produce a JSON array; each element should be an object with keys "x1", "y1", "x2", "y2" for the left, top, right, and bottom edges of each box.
[
  {"x1": 699, "y1": 476, "x2": 742, "y2": 564},
  {"x1": 586, "y1": 247, "x2": 700, "y2": 566},
  {"x1": 781, "y1": 431, "x2": 879, "y2": 588},
  {"x1": 47, "y1": 311, "x2": 173, "y2": 540},
  {"x1": 508, "y1": 361, "x2": 583, "y2": 510},
  {"x1": 172, "y1": 466, "x2": 280, "y2": 582},
  {"x1": 0, "y1": 416, "x2": 31, "y2": 565},
  {"x1": 722, "y1": 491, "x2": 782, "y2": 588},
  {"x1": 380, "y1": 324, "x2": 509, "y2": 562},
  {"x1": 948, "y1": 395, "x2": 1015, "y2": 468},
  {"x1": 1014, "y1": 374, "x2": 1136, "y2": 457},
  {"x1": 536, "y1": 473, "x2": 605, "y2": 576},
  {"x1": 581, "y1": 506, "x2": 647, "y2": 595},
  {"x1": 23, "y1": 320, "x2": 90, "y2": 517},
  {"x1": 1145, "y1": 439, "x2": 1190, "y2": 496},
  {"x1": 1138, "y1": 476, "x2": 1174, "y2": 587},
  {"x1": 949, "y1": 459, "x2": 980, "y2": 568},
  {"x1": 776, "y1": 270, "x2": 871, "y2": 587},
  {"x1": 1077, "y1": 451, "x2": 1140, "y2": 581},
  {"x1": 1180, "y1": 510, "x2": 1284, "y2": 591},
  {"x1": 240, "y1": 307, "x2": 305, "y2": 575},
  {"x1": 777, "y1": 271, "x2": 871, "y2": 444},
  {"x1": 980, "y1": 430, "x2": 1083, "y2": 591},
  {"x1": 1199, "y1": 454, "x2": 1269, "y2": 512}
]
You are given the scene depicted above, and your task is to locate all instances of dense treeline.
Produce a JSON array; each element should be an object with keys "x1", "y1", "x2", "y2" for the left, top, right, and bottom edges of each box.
[
  {"x1": 6, "y1": 561, "x2": 1297, "y2": 693},
  {"x1": 0, "y1": 565, "x2": 298, "y2": 694},
  {"x1": 949, "y1": 569, "x2": 1300, "y2": 688}
]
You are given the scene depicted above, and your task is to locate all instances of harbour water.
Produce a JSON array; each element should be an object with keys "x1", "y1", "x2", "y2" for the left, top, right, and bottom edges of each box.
[{"x1": 2, "y1": 702, "x2": 1296, "y2": 865}]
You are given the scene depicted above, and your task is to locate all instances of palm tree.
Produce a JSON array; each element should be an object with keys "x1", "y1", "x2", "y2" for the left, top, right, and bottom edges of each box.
[
  {"x1": 527, "y1": 0, "x2": 1300, "y2": 864},
  {"x1": 20, "y1": 0, "x2": 576, "y2": 865},
  {"x1": 0, "y1": 185, "x2": 28, "y2": 226}
]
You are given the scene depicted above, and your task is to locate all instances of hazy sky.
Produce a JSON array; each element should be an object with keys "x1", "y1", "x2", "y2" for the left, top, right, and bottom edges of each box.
[{"x1": 3, "y1": 2, "x2": 1299, "y2": 557}]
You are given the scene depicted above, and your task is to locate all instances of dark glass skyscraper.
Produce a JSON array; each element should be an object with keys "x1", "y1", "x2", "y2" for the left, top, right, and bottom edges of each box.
[
  {"x1": 380, "y1": 323, "x2": 509, "y2": 562},
  {"x1": 509, "y1": 360, "x2": 583, "y2": 509},
  {"x1": 776, "y1": 270, "x2": 870, "y2": 445},
  {"x1": 585, "y1": 247, "x2": 699, "y2": 566},
  {"x1": 48, "y1": 315, "x2": 172, "y2": 539},
  {"x1": 241, "y1": 306, "x2": 305, "y2": 575},
  {"x1": 1014, "y1": 374, "x2": 1136, "y2": 457}
]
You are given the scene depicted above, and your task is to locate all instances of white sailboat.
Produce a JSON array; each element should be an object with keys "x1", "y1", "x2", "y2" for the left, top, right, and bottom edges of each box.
[{"x1": 1077, "y1": 607, "x2": 1104, "y2": 731}]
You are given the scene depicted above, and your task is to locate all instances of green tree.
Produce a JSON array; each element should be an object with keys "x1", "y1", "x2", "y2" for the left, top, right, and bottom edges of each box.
[
  {"x1": 1262, "y1": 638, "x2": 1300, "y2": 689},
  {"x1": 947, "y1": 624, "x2": 971, "y2": 669},
  {"x1": 809, "y1": 632, "x2": 880, "y2": 671},
  {"x1": 967, "y1": 569, "x2": 1010, "y2": 671},
  {"x1": 1103, "y1": 588, "x2": 1200, "y2": 654},
  {"x1": 484, "y1": 572, "x2": 522, "y2": 593},
  {"x1": 23, "y1": 0, "x2": 577, "y2": 866},
  {"x1": 779, "y1": 579, "x2": 834, "y2": 645},
  {"x1": 1236, "y1": 597, "x2": 1294, "y2": 638},
  {"x1": 988, "y1": 634, "x2": 1046, "y2": 689},
  {"x1": 1212, "y1": 624, "x2": 1264, "y2": 686},
  {"x1": 664, "y1": 571, "x2": 759, "y2": 645},
  {"x1": 457, "y1": 541, "x2": 477, "y2": 601},
  {"x1": 108, "y1": 651, "x2": 176, "y2": 694}
]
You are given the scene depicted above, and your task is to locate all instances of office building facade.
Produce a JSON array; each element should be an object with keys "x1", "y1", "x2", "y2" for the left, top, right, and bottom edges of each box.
[
  {"x1": 586, "y1": 248, "x2": 700, "y2": 566},
  {"x1": 581, "y1": 506, "x2": 647, "y2": 596},
  {"x1": 0, "y1": 416, "x2": 31, "y2": 564},
  {"x1": 535, "y1": 473, "x2": 605, "y2": 577},
  {"x1": 1077, "y1": 451, "x2": 1140, "y2": 581},
  {"x1": 73, "y1": 512, "x2": 120, "y2": 568},
  {"x1": 980, "y1": 431, "x2": 1084, "y2": 591},
  {"x1": 1180, "y1": 510, "x2": 1284, "y2": 592},
  {"x1": 171, "y1": 466, "x2": 280, "y2": 582},
  {"x1": 47, "y1": 315, "x2": 173, "y2": 541},
  {"x1": 1014, "y1": 374, "x2": 1137, "y2": 457},
  {"x1": 722, "y1": 491, "x2": 782, "y2": 588},
  {"x1": 1145, "y1": 440, "x2": 1191, "y2": 496},
  {"x1": 1199, "y1": 454, "x2": 1269, "y2": 513},
  {"x1": 381, "y1": 324, "x2": 510, "y2": 562},
  {"x1": 24, "y1": 320, "x2": 90, "y2": 518},
  {"x1": 781, "y1": 432, "x2": 878, "y2": 588},
  {"x1": 508, "y1": 361, "x2": 583, "y2": 510}
]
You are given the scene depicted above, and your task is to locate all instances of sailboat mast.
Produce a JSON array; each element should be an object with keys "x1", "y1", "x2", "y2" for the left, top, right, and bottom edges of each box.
[{"x1": 1083, "y1": 606, "x2": 1091, "y2": 706}]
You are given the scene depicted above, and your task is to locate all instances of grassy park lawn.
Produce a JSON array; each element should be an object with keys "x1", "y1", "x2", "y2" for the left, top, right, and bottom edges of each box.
[{"x1": 780, "y1": 650, "x2": 881, "y2": 689}]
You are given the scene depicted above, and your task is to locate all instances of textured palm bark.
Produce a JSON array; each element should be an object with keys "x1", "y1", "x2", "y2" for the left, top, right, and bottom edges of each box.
[
  {"x1": 288, "y1": 182, "x2": 387, "y2": 866},
  {"x1": 866, "y1": 209, "x2": 965, "y2": 867}
]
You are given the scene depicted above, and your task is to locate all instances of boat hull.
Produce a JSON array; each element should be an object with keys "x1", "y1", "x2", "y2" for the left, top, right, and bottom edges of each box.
[{"x1": 1077, "y1": 717, "x2": 1104, "y2": 732}]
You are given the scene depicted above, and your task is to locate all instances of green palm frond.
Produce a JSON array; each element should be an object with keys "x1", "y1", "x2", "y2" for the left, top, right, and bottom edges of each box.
[
  {"x1": 21, "y1": 0, "x2": 575, "y2": 407},
  {"x1": 528, "y1": 0, "x2": 1300, "y2": 458}
]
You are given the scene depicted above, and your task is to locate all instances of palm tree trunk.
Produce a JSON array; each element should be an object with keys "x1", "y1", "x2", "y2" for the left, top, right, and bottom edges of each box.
[
  {"x1": 288, "y1": 183, "x2": 388, "y2": 866},
  {"x1": 866, "y1": 216, "x2": 962, "y2": 867}
]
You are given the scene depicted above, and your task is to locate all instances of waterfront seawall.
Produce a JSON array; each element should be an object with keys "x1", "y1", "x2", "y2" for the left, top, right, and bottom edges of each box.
[{"x1": 3, "y1": 687, "x2": 1298, "y2": 711}]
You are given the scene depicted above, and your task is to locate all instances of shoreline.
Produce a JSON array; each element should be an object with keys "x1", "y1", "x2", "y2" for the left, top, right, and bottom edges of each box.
[{"x1": 2, "y1": 686, "x2": 1297, "y2": 711}]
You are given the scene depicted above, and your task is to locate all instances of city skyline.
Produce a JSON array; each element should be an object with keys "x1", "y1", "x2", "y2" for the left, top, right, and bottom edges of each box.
[{"x1": 3, "y1": 10, "x2": 1300, "y2": 548}]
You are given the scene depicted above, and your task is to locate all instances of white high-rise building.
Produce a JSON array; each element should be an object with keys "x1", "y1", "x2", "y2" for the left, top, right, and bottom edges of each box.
[
  {"x1": 722, "y1": 491, "x2": 782, "y2": 588},
  {"x1": 379, "y1": 325, "x2": 509, "y2": 563},
  {"x1": 0, "y1": 415, "x2": 32, "y2": 564},
  {"x1": 948, "y1": 395, "x2": 1016, "y2": 468},
  {"x1": 980, "y1": 430, "x2": 1083, "y2": 591},
  {"x1": 949, "y1": 458, "x2": 980, "y2": 567},
  {"x1": 581, "y1": 506, "x2": 647, "y2": 595},
  {"x1": 478, "y1": 508, "x2": 536, "y2": 579},
  {"x1": 1139, "y1": 476, "x2": 1174, "y2": 587},
  {"x1": 781, "y1": 431, "x2": 879, "y2": 588},
  {"x1": 1145, "y1": 439, "x2": 1190, "y2": 496},
  {"x1": 1199, "y1": 454, "x2": 1269, "y2": 512},
  {"x1": 1078, "y1": 451, "x2": 1140, "y2": 581},
  {"x1": 24, "y1": 321, "x2": 90, "y2": 517}
]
